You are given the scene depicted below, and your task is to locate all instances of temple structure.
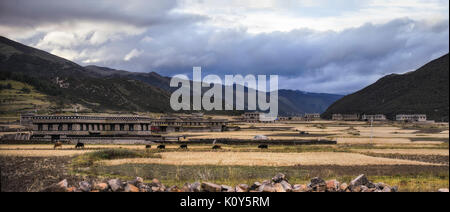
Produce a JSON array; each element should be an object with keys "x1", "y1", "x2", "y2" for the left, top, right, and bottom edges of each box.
[{"x1": 29, "y1": 114, "x2": 228, "y2": 142}]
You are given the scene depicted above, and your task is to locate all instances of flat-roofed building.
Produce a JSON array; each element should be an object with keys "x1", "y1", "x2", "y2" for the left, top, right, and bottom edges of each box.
[
  {"x1": 30, "y1": 114, "x2": 228, "y2": 142},
  {"x1": 362, "y1": 114, "x2": 387, "y2": 121},
  {"x1": 304, "y1": 113, "x2": 321, "y2": 121},
  {"x1": 396, "y1": 114, "x2": 427, "y2": 122},
  {"x1": 31, "y1": 115, "x2": 153, "y2": 141},
  {"x1": 242, "y1": 112, "x2": 275, "y2": 123},
  {"x1": 152, "y1": 115, "x2": 227, "y2": 133},
  {"x1": 332, "y1": 114, "x2": 360, "y2": 121}
]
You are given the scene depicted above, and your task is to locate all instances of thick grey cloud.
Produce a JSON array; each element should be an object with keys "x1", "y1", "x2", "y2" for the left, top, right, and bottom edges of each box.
[
  {"x1": 0, "y1": 0, "x2": 448, "y2": 94},
  {"x1": 0, "y1": 0, "x2": 205, "y2": 27},
  {"x1": 114, "y1": 18, "x2": 449, "y2": 94}
]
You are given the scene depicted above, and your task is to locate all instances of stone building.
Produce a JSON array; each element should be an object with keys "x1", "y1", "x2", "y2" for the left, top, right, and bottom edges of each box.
[
  {"x1": 30, "y1": 114, "x2": 228, "y2": 142},
  {"x1": 242, "y1": 112, "x2": 261, "y2": 123},
  {"x1": 241, "y1": 112, "x2": 275, "y2": 123},
  {"x1": 361, "y1": 114, "x2": 387, "y2": 121},
  {"x1": 152, "y1": 115, "x2": 227, "y2": 133},
  {"x1": 395, "y1": 114, "x2": 427, "y2": 122},
  {"x1": 304, "y1": 113, "x2": 321, "y2": 121},
  {"x1": 31, "y1": 115, "x2": 153, "y2": 142},
  {"x1": 332, "y1": 114, "x2": 360, "y2": 121}
]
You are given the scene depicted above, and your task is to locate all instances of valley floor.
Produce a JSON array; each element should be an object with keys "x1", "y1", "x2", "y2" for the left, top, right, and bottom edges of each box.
[{"x1": 0, "y1": 120, "x2": 448, "y2": 192}]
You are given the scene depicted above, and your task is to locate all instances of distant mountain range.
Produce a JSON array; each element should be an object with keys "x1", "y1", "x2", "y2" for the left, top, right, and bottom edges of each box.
[
  {"x1": 0, "y1": 36, "x2": 342, "y2": 115},
  {"x1": 323, "y1": 54, "x2": 449, "y2": 121}
]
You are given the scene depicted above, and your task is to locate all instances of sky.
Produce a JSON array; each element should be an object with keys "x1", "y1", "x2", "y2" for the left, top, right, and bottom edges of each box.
[{"x1": 0, "y1": 0, "x2": 449, "y2": 94}]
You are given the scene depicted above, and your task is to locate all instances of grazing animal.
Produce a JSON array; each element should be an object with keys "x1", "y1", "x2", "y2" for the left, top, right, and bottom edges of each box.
[
  {"x1": 53, "y1": 141, "x2": 63, "y2": 149},
  {"x1": 299, "y1": 131, "x2": 309, "y2": 135},
  {"x1": 157, "y1": 145, "x2": 166, "y2": 150},
  {"x1": 75, "y1": 142, "x2": 85, "y2": 149},
  {"x1": 212, "y1": 145, "x2": 221, "y2": 150},
  {"x1": 180, "y1": 144, "x2": 188, "y2": 149},
  {"x1": 258, "y1": 144, "x2": 269, "y2": 149},
  {"x1": 145, "y1": 145, "x2": 152, "y2": 149}
]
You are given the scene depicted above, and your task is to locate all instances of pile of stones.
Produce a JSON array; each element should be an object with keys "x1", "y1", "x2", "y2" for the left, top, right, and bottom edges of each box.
[{"x1": 42, "y1": 173, "x2": 448, "y2": 192}]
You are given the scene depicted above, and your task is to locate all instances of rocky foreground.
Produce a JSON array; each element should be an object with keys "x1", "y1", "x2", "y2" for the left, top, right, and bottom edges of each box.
[{"x1": 42, "y1": 173, "x2": 447, "y2": 192}]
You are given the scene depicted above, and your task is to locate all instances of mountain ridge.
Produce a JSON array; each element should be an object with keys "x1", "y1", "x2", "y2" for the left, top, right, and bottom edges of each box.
[
  {"x1": 1, "y1": 36, "x2": 342, "y2": 115},
  {"x1": 322, "y1": 53, "x2": 449, "y2": 121}
]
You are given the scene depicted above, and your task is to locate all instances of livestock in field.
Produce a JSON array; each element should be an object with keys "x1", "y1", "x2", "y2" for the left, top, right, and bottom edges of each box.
[
  {"x1": 75, "y1": 142, "x2": 85, "y2": 149},
  {"x1": 53, "y1": 141, "x2": 63, "y2": 149},
  {"x1": 258, "y1": 144, "x2": 269, "y2": 149}
]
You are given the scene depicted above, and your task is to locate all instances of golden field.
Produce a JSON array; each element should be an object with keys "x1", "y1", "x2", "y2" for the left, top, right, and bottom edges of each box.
[
  {"x1": 0, "y1": 149, "x2": 92, "y2": 157},
  {"x1": 98, "y1": 151, "x2": 441, "y2": 166},
  {"x1": 353, "y1": 149, "x2": 449, "y2": 156}
]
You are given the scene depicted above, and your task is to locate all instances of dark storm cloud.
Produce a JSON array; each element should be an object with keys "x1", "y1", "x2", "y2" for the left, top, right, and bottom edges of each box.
[
  {"x1": 119, "y1": 18, "x2": 447, "y2": 94},
  {"x1": 0, "y1": 0, "x2": 205, "y2": 27},
  {"x1": 0, "y1": 0, "x2": 448, "y2": 94}
]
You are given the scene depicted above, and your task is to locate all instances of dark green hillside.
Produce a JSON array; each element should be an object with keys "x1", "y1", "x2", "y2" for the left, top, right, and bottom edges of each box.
[
  {"x1": 323, "y1": 54, "x2": 449, "y2": 121},
  {"x1": 0, "y1": 36, "x2": 171, "y2": 113},
  {"x1": 1, "y1": 36, "x2": 342, "y2": 115}
]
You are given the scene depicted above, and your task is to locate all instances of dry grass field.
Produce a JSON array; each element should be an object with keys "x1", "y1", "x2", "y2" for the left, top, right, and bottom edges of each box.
[
  {"x1": 0, "y1": 120, "x2": 448, "y2": 192},
  {"x1": 98, "y1": 151, "x2": 441, "y2": 166},
  {"x1": 353, "y1": 149, "x2": 449, "y2": 156},
  {"x1": 0, "y1": 149, "x2": 92, "y2": 157}
]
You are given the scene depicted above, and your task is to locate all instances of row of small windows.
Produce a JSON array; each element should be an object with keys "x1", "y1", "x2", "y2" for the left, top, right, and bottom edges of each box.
[
  {"x1": 37, "y1": 124, "x2": 150, "y2": 131},
  {"x1": 152, "y1": 122, "x2": 223, "y2": 126},
  {"x1": 33, "y1": 116, "x2": 151, "y2": 121}
]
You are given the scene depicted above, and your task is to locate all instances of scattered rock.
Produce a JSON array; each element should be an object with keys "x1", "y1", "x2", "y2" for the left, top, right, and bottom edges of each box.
[
  {"x1": 191, "y1": 182, "x2": 202, "y2": 192},
  {"x1": 67, "y1": 186, "x2": 77, "y2": 192},
  {"x1": 58, "y1": 179, "x2": 68, "y2": 189},
  {"x1": 221, "y1": 185, "x2": 234, "y2": 192},
  {"x1": 138, "y1": 183, "x2": 151, "y2": 192},
  {"x1": 181, "y1": 183, "x2": 192, "y2": 192},
  {"x1": 124, "y1": 184, "x2": 139, "y2": 192},
  {"x1": 326, "y1": 179, "x2": 339, "y2": 192},
  {"x1": 309, "y1": 177, "x2": 326, "y2": 192},
  {"x1": 250, "y1": 182, "x2": 262, "y2": 191},
  {"x1": 272, "y1": 173, "x2": 287, "y2": 183},
  {"x1": 351, "y1": 185, "x2": 362, "y2": 192},
  {"x1": 108, "y1": 179, "x2": 123, "y2": 192},
  {"x1": 150, "y1": 178, "x2": 161, "y2": 187},
  {"x1": 273, "y1": 183, "x2": 286, "y2": 192},
  {"x1": 93, "y1": 182, "x2": 109, "y2": 192},
  {"x1": 350, "y1": 174, "x2": 369, "y2": 187},
  {"x1": 201, "y1": 182, "x2": 222, "y2": 192},
  {"x1": 259, "y1": 184, "x2": 276, "y2": 192},
  {"x1": 280, "y1": 180, "x2": 292, "y2": 192},
  {"x1": 168, "y1": 185, "x2": 182, "y2": 192},
  {"x1": 391, "y1": 186, "x2": 398, "y2": 192},
  {"x1": 42, "y1": 174, "x2": 399, "y2": 193},
  {"x1": 292, "y1": 184, "x2": 310, "y2": 192},
  {"x1": 381, "y1": 186, "x2": 392, "y2": 192},
  {"x1": 79, "y1": 181, "x2": 91, "y2": 192},
  {"x1": 130, "y1": 177, "x2": 144, "y2": 186},
  {"x1": 237, "y1": 184, "x2": 249, "y2": 192},
  {"x1": 360, "y1": 185, "x2": 369, "y2": 192},
  {"x1": 375, "y1": 182, "x2": 386, "y2": 190},
  {"x1": 339, "y1": 183, "x2": 349, "y2": 192}
]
